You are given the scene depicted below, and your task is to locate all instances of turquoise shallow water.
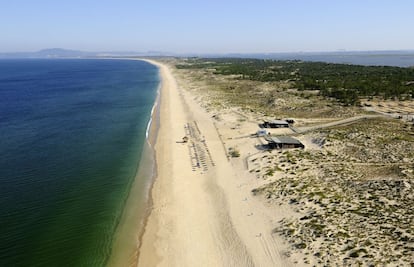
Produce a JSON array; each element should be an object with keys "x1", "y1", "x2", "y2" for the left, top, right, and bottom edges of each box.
[{"x1": 0, "y1": 59, "x2": 159, "y2": 266}]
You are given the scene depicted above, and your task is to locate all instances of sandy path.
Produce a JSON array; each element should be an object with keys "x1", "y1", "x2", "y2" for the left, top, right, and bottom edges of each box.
[
  {"x1": 293, "y1": 114, "x2": 383, "y2": 133},
  {"x1": 137, "y1": 60, "x2": 293, "y2": 267}
]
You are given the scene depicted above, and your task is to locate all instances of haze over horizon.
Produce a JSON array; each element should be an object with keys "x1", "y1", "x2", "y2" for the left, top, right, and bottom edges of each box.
[{"x1": 2, "y1": 0, "x2": 414, "y2": 54}]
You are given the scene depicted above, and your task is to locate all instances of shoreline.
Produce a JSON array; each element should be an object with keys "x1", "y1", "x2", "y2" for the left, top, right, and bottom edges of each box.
[
  {"x1": 107, "y1": 59, "x2": 162, "y2": 267},
  {"x1": 133, "y1": 59, "x2": 163, "y2": 264},
  {"x1": 134, "y1": 59, "x2": 170, "y2": 266}
]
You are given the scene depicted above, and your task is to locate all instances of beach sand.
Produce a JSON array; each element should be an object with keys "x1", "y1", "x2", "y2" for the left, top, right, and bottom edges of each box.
[{"x1": 137, "y1": 60, "x2": 297, "y2": 267}]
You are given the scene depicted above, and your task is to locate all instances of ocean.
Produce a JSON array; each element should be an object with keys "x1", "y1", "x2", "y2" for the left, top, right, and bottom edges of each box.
[{"x1": 0, "y1": 59, "x2": 159, "y2": 266}]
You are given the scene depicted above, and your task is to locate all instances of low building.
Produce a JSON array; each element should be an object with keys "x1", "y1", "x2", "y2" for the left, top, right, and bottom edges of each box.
[
  {"x1": 264, "y1": 136, "x2": 304, "y2": 149},
  {"x1": 261, "y1": 120, "x2": 289, "y2": 128}
]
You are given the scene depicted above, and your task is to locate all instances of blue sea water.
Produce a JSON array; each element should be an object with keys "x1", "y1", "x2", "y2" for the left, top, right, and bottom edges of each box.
[{"x1": 0, "y1": 59, "x2": 159, "y2": 266}]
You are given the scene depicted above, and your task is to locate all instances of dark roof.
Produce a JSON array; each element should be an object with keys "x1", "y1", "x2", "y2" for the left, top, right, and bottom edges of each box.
[
  {"x1": 268, "y1": 120, "x2": 289, "y2": 125},
  {"x1": 265, "y1": 136, "x2": 303, "y2": 145}
]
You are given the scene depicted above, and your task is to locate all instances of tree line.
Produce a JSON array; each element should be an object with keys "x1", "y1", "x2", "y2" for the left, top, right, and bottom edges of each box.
[{"x1": 176, "y1": 58, "x2": 414, "y2": 105}]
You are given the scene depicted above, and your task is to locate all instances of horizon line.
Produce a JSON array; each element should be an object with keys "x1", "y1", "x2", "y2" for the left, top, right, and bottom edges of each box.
[{"x1": 1, "y1": 48, "x2": 414, "y2": 55}]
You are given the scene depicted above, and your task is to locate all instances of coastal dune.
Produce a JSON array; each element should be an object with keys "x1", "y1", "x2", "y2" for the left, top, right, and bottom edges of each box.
[{"x1": 138, "y1": 60, "x2": 294, "y2": 267}]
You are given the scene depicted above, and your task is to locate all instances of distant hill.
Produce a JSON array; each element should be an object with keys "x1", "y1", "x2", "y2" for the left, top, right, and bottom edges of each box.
[
  {"x1": 35, "y1": 48, "x2": 89, "y2": 57},
  {"x1": 0, "y1": 48, "x2": 174, "y2": 59},
  {"x1": 0, "y1": 48, "x2": 89, "y2": 58}
]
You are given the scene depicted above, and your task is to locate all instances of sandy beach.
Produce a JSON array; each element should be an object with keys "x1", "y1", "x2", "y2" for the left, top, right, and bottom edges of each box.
[
  {"x1": 148, "y1": 58, "x2": 414, "y2": 266},
  {"x1": 137, "y1": 60, "x2": 296, "y2": 266}
]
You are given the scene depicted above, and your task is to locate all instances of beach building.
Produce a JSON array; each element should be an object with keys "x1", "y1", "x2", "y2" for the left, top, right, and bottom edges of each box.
[
  {"x1": 264, "y1": 136, "x2": 304, "y2": 149},
  {"x1": 261, "y1": 120, "x2": 289, "y2": 128}
]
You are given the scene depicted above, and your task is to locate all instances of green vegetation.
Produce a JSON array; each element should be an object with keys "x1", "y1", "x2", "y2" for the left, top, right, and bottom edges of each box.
[
  {"x1": 177, "y1": 58, "x2": 414, "y2": 105},
  {"x1": 228, "y1": 147, "x2": 240, "y2": 157},
  {"x1": 264, "y1": 166, "x2": 282, "y2": 177}
]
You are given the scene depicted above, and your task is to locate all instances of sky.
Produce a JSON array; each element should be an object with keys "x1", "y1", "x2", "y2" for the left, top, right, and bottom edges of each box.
[{"x1": 1, "y1": 0, "x2": 413, "y2": 53}]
